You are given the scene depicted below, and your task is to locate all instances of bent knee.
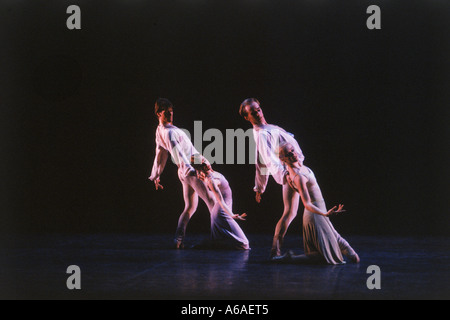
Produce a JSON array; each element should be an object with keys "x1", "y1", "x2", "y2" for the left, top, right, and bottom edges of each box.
[
  {"x1": 181, "y1": 206, "x2": 197, "y2": 216},
  {"x1": 281, "y1": 210, "x2": 297, "y2": 221}
]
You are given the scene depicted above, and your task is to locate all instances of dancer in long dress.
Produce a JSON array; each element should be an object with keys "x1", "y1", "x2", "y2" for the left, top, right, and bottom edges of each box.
[
  {"x1": 190, "y1": 154, "x2": 250, "y2": 250},
  {"x1": 239, "y1": 98, "x2": 304, "y2": 257},
  {"x1": 148, "y1": 98, "x2": 215, "y2": 249},
  {"x1": 274, "y1": 142, "x2": 360, "y2": 264}
]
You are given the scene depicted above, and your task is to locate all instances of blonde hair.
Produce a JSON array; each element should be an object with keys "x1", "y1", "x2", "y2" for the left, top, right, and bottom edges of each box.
[
  {"x1": 190, "y1": 154, "x2": 212, "y2": 173},
  {"x1": 278, "y1": 142, "x2": 293, "y2": 162}
]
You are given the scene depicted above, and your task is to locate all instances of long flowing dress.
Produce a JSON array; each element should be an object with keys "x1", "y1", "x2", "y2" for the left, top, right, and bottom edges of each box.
[
  {"x1": 293, "y1": 166, "x2": 357, "y2": 264},
  {"x1": 207, "y1": 172, "x2": 250, "y2": 250}
]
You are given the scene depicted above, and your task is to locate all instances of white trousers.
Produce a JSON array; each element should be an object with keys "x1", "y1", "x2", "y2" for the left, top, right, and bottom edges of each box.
[{"x1": 175, "y1": 170, "x2": 215, "y2": 242}]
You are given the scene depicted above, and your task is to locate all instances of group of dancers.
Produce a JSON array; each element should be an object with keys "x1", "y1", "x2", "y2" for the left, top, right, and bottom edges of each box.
[{"x1": 149, "y1": 97, "x2": 360, "y2": 265}]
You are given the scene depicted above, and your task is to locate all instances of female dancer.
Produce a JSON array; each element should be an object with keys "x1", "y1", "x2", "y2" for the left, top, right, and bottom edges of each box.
[
  {"x1": 190, "y1": 154, "x2": 250, "y2": 250},
  {"x1": 275, "y1": 142, "x2": 359, "y2": 264}
]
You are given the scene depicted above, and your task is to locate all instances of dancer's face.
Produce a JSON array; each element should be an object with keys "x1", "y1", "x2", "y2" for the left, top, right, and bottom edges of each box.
[
  {"x1": 158, "y1": 107, "x2": 173, "y2": 124},
  {"x1": 244, "y1": 102, "x2": 265, "y2": 125},
  {"x1": 279, "y1": 144, "x2": 299, "y2": 165}
]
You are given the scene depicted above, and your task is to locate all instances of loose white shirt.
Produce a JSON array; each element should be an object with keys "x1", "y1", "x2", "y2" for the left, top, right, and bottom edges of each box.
[
  {"x1": 253, "y1": 124, "x2": 304, "y2": 193},
  {"x1": 149, "y1": 123, "x2": 199, "y2": 181}
]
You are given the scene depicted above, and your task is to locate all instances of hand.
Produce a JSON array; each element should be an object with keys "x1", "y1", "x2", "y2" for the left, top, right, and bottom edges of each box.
[
  {"x1": 255, "y1": 191, "x2": 262, "y2": 203},
  {"x1": 326, "y1": 204, "x2": 346, "y2": 216},
  {"x1": 233, "y1": 213, "x2": 247, "y2": 221},
  {"x1": 152, "y1": 178, "x2": 164, "y2": 190}
]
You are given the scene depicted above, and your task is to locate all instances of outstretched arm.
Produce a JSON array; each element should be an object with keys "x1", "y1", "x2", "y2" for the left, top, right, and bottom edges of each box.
[
  {"x1": 293, "y1": 175, "x2": 345, "y2": 217},
  {"x1": 206, "y1": 177, "x2": 247, "y2": 220}
]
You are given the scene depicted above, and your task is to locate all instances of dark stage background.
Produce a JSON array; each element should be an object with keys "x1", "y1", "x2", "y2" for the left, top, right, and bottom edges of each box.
[{"x1": 1, "y1": 1, "x2": 449, "y2": 237}]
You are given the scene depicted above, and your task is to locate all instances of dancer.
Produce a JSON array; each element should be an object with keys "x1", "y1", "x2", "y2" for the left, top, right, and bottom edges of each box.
[
  {"x1": 239, "y1": 98, "x2": 304, "y2": 257},
  {"x1": 190, "y1": 154, "x2": 250, "y2": 250},
  {"x1": 275, "y1": 142, "x2": 360, "y2": 264},
  {"x1": 148, "y1": 98, "x2": 215, "y2": 249}
]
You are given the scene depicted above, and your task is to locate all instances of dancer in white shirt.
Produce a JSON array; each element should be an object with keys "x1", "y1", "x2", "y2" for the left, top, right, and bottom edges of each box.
[
  {"x1": 239, "y1": 98, "x2": 304, "y2": 258},
  {"x1": 149, "y1": 98, "x2": 215, "y2": 249}
]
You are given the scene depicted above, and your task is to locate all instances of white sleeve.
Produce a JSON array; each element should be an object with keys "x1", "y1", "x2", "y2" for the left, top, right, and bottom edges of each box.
[
  {"x1": 256, "y1": 129, "x2": 287, "y2": 186},
  {"x1": 254, "y1": 147, "x2": 269, "y2": 193},
  {"x1": 149, "y1": 138, "x2": 169, "y2": 181}
]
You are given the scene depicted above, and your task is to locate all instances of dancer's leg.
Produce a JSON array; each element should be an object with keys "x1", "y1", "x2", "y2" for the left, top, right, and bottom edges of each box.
[
  {"x1": 335, "y1": 233, "x2": 360, "y2": 263},
  {"x1": 174, "y1": 181, "x2": 198, "y2": 248},
  {"x1": 271, "y1": 250, "x2": 326, "y2": 264},
  {"x1": 297, "y1": 251, "x2": 325, "y2": 263},
  {"x1": 271, "y1": 183, "x2": 300, "y2": 257},
  {"x1": 184, "y1": 175, "x2": 215, "y2": 212},
  {"x1": 326, "y1": 216, "x2": 360, "y2": 263},
  {"x1": 210, "y1": 204, "x2": 250, "y2": 250}
]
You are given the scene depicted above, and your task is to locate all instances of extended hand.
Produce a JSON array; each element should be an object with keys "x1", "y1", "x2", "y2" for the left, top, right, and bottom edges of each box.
[
  {"x1": 255, "y1": 192, "x2": 262, "y2": 203},
  {"x1": 233, "y1": 213, "x2": 247, "y2": 221},
  {"x1": 326, "y1": 204, "x2": 346, "y2": 216},
  {"x1": 151, "y1": 177, "x2": 164, "y2": 190}
]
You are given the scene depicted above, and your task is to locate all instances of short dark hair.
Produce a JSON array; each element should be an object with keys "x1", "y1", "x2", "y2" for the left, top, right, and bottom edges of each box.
[
  {"x1": 155, "y1": 98, "x2": 173, "y2": 115},
  {"x1": 239, "y1": 98, "x2": 260, "y2": 118}
]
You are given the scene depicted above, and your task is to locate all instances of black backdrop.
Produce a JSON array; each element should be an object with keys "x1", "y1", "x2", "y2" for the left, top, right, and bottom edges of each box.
[{"x1": 1, "y1": 1, "x2": 449, "y2": 236}]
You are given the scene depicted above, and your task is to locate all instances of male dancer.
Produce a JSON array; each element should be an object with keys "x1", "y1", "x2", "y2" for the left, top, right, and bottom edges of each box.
[
  {"x1": 239, "y1": 98, "x2": 304, "y2": 258},
  {"x1": 149, "y1": 98, "x2": 215, "y2": 248}
]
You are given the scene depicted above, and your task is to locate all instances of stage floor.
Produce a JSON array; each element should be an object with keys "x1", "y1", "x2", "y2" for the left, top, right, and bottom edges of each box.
[{"x1": 1, "y1": 233, "x2": 449, "y2": 300}]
